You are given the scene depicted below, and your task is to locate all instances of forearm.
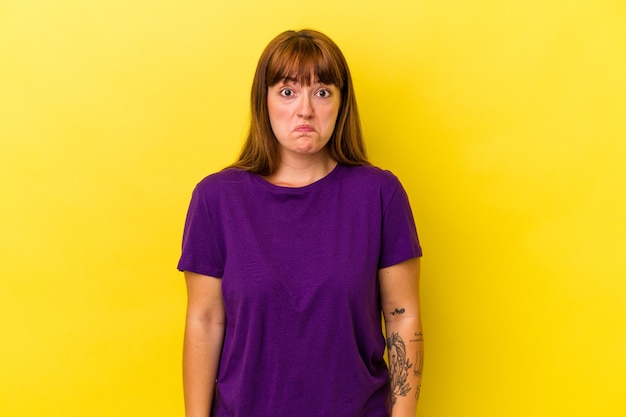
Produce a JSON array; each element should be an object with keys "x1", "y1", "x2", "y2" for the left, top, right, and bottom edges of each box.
[
  {"x1": 183, "y1": 319, "x2": 225, "y2": 417},
  {"x1": 385, "y1": 316, "x2": 424, "y2": 417}
]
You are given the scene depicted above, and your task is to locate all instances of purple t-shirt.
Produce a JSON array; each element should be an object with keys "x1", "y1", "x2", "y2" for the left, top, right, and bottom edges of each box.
[{"x1": 178, "y1": 164, "x2": 421, "y2": 417}]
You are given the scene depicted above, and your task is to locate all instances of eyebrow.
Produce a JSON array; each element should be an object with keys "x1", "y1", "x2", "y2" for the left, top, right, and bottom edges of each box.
[{"x1": 280, "y1": 76, "x2": 324, "y2": 85}]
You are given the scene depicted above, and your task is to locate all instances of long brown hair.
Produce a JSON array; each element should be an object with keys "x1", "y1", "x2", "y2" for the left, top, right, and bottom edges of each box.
[{"x1": 230, "y1": 29, "x2": 370, "y2": 175}]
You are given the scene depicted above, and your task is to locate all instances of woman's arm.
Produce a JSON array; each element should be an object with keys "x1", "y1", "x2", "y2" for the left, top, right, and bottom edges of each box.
[
  {"x1": 183, "y1": 271, "x2": 225, "y2": 417},
  {"x1": 379, "y1": 257, "x2": 423, "y2": 417}
]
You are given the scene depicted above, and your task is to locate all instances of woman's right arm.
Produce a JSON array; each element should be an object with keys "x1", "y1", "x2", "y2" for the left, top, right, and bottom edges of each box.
[{"x1": 183, "y1": 271, "x2": 225, "y2": 417}]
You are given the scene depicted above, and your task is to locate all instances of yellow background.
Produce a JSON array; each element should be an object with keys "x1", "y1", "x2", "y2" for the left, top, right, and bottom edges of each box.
[{"x1": 1, "y1": 0, "x2": 624, "y2": 416}]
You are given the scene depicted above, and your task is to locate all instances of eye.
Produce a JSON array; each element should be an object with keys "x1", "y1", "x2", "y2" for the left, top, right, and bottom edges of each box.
[
  {"x1": 279, "y1": 88, "x2": 294, "y2": 97},
  {"x1": 316, "y1": 88, "x2": 332, "y2": 98}
]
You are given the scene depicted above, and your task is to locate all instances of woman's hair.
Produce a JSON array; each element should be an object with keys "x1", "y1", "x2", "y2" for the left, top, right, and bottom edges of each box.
[{"x1": 230, "y1": 29, "x2": 370, "y2": 175}]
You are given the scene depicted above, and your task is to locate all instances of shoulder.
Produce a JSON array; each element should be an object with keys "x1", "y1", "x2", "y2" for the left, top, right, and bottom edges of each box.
[
  {"x1": 340, "y1": 164, "x2": 403, "y2": 191},
  {"x1": 193, "y1": 168, "x2": 251, "y2": 195}
]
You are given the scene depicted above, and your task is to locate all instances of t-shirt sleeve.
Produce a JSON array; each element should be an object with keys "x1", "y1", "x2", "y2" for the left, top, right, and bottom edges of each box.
[
  {"x1": 177, "y1": 183, "x2": 225, "y2": 278},
  {"x1": 378, "y1": 178, "x2": 422, "y2": 269}
]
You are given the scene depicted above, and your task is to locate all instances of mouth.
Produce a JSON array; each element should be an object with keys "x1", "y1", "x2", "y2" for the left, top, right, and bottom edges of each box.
[{"x1": 294, "y1": 125, "x2": 315, "y2": 132}]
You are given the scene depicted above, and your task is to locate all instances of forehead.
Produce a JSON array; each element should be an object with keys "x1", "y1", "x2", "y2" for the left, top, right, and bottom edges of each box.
[{"x1": 266, "y1": 40, "x2": 344, "y2": 88}]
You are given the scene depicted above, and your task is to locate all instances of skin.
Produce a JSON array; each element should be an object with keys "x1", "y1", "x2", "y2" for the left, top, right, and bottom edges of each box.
[
  {"x1": 183, "y1": 271, "x2": 225, "y2": 417},
  {"x1": 265, "y1": 77, "x2": 341, "y2": 187},
  {"x1": 182, "y1": 79, "x2": 423, "y2": 417},
  {"x1": 380, "y1": 257, "x2": 423, "y2": 416}
]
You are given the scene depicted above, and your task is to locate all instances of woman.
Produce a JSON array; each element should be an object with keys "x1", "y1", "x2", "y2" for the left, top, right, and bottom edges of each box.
[{"x1": 179, "y1": 29, "x2": 423, "y2": 417}]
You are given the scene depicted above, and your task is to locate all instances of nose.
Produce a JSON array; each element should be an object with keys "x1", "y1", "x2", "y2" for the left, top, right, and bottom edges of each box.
[{"x1": 296, "y1": 94, "x2": 314, "y2": 119}]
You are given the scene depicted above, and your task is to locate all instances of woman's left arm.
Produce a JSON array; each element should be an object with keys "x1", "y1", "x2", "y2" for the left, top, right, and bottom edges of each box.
[{"x1": 379, "y1": 257, "x2": 423, "y2": 417}]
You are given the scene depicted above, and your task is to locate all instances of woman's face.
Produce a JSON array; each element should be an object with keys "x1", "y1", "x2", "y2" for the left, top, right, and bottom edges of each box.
[{"x1": 267, "y1": 77, "x2": 340, "y2": 159}]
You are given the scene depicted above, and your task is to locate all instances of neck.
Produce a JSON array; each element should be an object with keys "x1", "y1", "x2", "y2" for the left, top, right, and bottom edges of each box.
[{"x1": 265, "y1": 150, "x2": 337, "y2": 187}]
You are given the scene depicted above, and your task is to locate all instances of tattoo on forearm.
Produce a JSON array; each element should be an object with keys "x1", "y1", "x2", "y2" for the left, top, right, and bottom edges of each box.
[
  {"x1": 411, "y1": 332, "x2": 424, "y2": 379},
  {"x1": 410, "y1": 332, "x2": 424, "y2": 342},
  {"x1": 387, "y1": 332, "x2": 412, "y2": 405},
  {"x1": 415, "y1": 384, "x2": 421, "y2": 400},
  {"x1": 413, "y1": 350, "x2": 423, "y2": 378},
  {"x1": 390, "y1": 308, "x2": 405, "y2": 316}
]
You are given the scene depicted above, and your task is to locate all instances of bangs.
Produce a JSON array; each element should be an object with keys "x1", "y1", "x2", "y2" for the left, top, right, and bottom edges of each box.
[{"x1": 266, "y1": 37, "x2": 344, "y2": 88}]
